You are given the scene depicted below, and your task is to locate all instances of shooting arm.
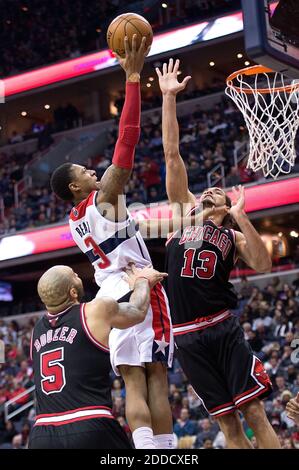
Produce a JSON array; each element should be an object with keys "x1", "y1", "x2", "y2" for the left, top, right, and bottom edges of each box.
[{"x1": 97, "y1": 79, "x2": 141, "y2": 208}]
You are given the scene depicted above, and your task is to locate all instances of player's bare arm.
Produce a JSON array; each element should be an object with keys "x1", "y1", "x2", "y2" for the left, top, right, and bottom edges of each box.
[
  {"x1": 156, "y1": 58, "x2": 196, "y2": 216},
  {"x1": 137, "y1": 205, "x2": 224, "y2": 239},
  {"x1": 97, "y1": 35, "x2": 150, "y2": 220},
  {"x1": 230, "y1": 185, "x2": 272, "y2": 273},
  {"x1": 84, "y1": 265, "x2": 167, "y2": 341}
]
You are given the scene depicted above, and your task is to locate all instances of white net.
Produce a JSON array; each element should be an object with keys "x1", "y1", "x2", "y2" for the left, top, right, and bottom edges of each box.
[{"x1": 225, "y1": 68, "x2": 299, "y2": 179}]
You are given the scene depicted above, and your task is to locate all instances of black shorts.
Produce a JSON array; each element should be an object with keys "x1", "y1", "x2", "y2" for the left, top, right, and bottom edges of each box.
[
  {"x1": 29, "y1": 418, "x2": 132, "y2": 449},
  {"x1": 175, "y1": 315, "x2": 272, "y2": 418}
]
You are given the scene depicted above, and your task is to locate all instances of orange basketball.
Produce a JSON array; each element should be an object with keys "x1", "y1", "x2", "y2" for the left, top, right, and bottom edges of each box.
[{"x1": 107, "y1": 13, "x2": 153, "y2": 57}]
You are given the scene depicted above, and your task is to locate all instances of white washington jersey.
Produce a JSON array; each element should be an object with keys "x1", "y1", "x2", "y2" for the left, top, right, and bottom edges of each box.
[
  {"x1": 69, "y1": 190, "x2": 173, "y2": 374},
  {"x1": 69, "y1": 191, "x2": 152, "y2": 294}
]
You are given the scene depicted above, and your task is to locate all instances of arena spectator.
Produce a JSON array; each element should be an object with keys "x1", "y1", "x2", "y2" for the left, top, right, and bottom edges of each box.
[
  {"x1": 0, "y1": 276, "x2": 299, "y2": 448},
  {"x1": 2, "y1": 88, "x2": 298, "y2": 234},
  {"x1": 194, "y1": 418, "x2": 219, "y2": 448},
  {"x1": 173, "y1": 408, "x2": 197, "y2": 438}
]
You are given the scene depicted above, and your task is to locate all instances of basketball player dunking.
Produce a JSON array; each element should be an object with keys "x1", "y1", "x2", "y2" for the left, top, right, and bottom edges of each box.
[
  {"x1": 29, "y1": 264, "x2": 166, "y2": 449},
  {"x1": 50, "y1": 36, "x2": 174, "y2": 449},
  {"x1": 156, "y1": 58, "x2": 281, "y2": 449}
]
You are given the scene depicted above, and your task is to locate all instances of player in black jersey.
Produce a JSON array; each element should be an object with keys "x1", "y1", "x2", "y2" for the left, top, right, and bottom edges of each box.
[
  {"x1": 29, "y1": 264, "x2": 166, "y2": 449},
  {"x1": 156, "y1": 58, "x2": 281, "y2": 448}
]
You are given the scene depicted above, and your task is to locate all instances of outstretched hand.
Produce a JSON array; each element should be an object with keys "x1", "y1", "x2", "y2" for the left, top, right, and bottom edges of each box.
[
  {"x1": 286, "y1": 392, "x2": 299, "y2": 425},
  {"x1": 114, "y1": 34, "x2": 151, "y2": 80},
  {"x1": 229, "y1": 185, "x2": 245, "y2": 220},
  {"x1": 156, "y1": 58, "x2": 191, "y2": 96},
  {"x1": 124, "y1": 263, "x2": 168, "y2": 289}
]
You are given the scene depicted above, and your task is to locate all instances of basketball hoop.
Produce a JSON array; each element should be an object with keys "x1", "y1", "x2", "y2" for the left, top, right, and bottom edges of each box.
[{"x1": 225, "y1": 65, "x2": 299, "y2": 179}]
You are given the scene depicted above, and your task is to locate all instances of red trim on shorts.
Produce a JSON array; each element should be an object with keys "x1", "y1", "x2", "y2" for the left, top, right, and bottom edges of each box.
[
  {"x1": 80, "y1": 303, "x2": 110, "y2": 352},
  {"x1": 35, "y1": 405, "x2": 112, "y2": 419},
  {"x1": 151, "y1": 289, "x2": 163, "y2": 340},
  {"x1": 233, "y1": 385, "x2": 260, "y2": 402},
  {"x1": 173, "y1": 315, "x2": 231, "y2": 336},
  {"x1": 235, "y1": 384, "x2": 272, "y2": 409},
  {"x1": 34, "y1": 414, "x2": 115, "y2": 427},
  {"x1": 173, "y1": 309, "x2": 227, "y2": 328},
  {"x1": 69, "y1": 191, "x2": 96, "y2": 221},
  {"x1": 150, "y1": 283, "x2": 171, "y2": 342},
  {"x1": 209, "y1": 401, "x2": 235, "y2": 413},
  {"x1": 211, "y1": 406, "x2": 237, "y2": 418}
]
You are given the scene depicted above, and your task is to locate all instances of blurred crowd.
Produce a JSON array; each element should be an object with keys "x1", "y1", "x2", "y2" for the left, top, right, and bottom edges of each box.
[
  {"x1": 0, "y1": 0, "x2": 241, "y2": 78},
  {"x1": 0, "y1": 276, "x2": 299, "y2": 448},
  {"x1": 7, "y1": 102, "x2": 82, "y2": 147},
  {"x1": 0, "y1": 186, "x2": 73, "y2": 235},
  {"x1": 1, "y1": 80, "x2": 298, "y2": 235}
]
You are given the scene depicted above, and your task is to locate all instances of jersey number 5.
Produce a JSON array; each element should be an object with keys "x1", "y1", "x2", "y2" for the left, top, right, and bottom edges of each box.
[
  {"x1": 40, "y1": 348, "x2": 66, "y2": 395},
  {"x1": 84, "y1": 236, "x2": 111, "y2": 269},
  {"x1": 181, "y1": 248, "x2": 217, "y2": 279}
]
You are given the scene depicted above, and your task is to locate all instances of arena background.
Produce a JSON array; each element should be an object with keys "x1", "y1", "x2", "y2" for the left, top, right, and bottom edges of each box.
[{"x1": 0, "y1": 0, "x2": 299, "y2": 450}]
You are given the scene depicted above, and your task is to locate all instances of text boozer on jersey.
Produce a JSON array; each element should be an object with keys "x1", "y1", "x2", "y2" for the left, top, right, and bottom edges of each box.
[
  {"x1": 29, "y1": 304, "x2": 131, "y2": 449},
  {"x1": 69, "y1": 191, "x2": 173, "y2": 375}
]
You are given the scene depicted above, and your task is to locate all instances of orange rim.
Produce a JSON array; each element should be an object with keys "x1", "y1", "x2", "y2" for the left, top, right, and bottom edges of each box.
[{"x1": 226, "y1": 65, "x2": 299, "y2": 94}]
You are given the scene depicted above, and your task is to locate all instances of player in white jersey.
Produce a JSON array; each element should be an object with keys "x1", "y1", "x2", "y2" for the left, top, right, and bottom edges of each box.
[
  {"x1": 50, "y1": 35, "x2": 174, "y2": 450},
  {"x1": 68, "y1": 189, "x2": 174, "y2": 377}
]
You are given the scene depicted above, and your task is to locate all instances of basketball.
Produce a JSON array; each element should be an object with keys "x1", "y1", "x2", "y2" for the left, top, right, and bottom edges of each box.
[{"x1": 107, "y1": 13, "x2": 153, "y2": 57}]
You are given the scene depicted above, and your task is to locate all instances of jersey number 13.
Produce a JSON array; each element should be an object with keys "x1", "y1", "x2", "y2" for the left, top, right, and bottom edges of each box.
[{"x1": 181, "y1": 248, "x2": 217, "y2": 280}]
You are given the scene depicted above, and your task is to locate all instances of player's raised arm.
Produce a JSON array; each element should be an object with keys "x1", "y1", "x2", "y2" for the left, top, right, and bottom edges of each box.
[
  {"x1": 97, "y1": 35, "x2": 150, "y2": 217},
  {"x1": 85, "y1": 265, "x2": 167, "y2": 337},
  {"x1": 230, "y1": 185, "x2": 272, "y2": 273},
  {"x1": 156, "y1": 59, "x2": 197, "y2": 216}
]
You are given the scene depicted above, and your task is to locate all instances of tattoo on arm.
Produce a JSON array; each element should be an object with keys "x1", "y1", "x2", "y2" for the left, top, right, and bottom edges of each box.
[{"x1": 97, "y1": 164, "x2": 131, "y2": 207}]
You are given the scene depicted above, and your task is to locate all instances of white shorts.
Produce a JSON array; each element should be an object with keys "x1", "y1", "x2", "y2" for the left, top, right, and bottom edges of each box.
[{"x1": 96, "y1": 276, "x2": 173, "y2": 376}]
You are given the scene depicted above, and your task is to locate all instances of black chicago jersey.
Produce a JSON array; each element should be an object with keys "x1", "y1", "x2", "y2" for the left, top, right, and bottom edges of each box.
[
  {"x1": 165, "y1": 218, "x2": 272, "y2": 417},
  {"x1": 31, "y1": 303, "x2": 112, "y2": 416},
  {"x1": 29, "y1": 303, "x2": 132, "y2": 448},
  {"x1": 166, "y1": 219, "x2": 238, "y2": 326}
]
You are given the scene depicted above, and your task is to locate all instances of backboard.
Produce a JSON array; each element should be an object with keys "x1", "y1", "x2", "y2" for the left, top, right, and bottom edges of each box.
[{"x1": 242, "y1": 0, "x2": 299, "y2": 78}]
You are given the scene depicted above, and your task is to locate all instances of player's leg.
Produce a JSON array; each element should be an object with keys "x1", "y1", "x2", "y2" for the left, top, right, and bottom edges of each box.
[
  {"x1": 134, "y1": 284, "x2": 174, "y2": 448},
  {"x1": 175, "y1": 338, "x2": 252, "y2": 448},
  {"x1": 219, "y1": 316, "x2": 280, "y2": 448},
  {"x1": 239, "y1": 399, "x2": 281, "y2": 448},
  {"x1": 216, "y1": 412, "x2": 253, "y2": 449},
  {"x1": 146, "y1": 362, "x2": 174, "y2": 449},
  {"x1": 118, "y1": 364, "x2": 155, "y2": 449}
]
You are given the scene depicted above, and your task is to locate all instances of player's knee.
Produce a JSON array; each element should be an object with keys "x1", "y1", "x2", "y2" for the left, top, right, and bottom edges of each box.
[
  {"x1": 146, "y1": 362, "x2": 168, "y2": 379},
  {"x1": 119, "y1": 365, "x2": 144, "y2": 381},
  {"x1": 239, "y1": 400, "x2": 268, "y2": 429},
  {"x1": 217, "y1": 412, "x2": 243, "y2": 438},
  {"x1": 146, "y1": 363, "x2": 169, "y2": 391}
]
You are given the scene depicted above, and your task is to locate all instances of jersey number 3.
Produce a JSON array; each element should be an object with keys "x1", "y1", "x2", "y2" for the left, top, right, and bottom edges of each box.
[
  {"x1": 40, "y1": 348, "x2": 66, "y2": 395},
  {"x1": 84, "y1": 236, "x2": 111, "y2": 269},
  {"x1": 181, "y1": 249, "x2": 217, "y2": 279}
]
